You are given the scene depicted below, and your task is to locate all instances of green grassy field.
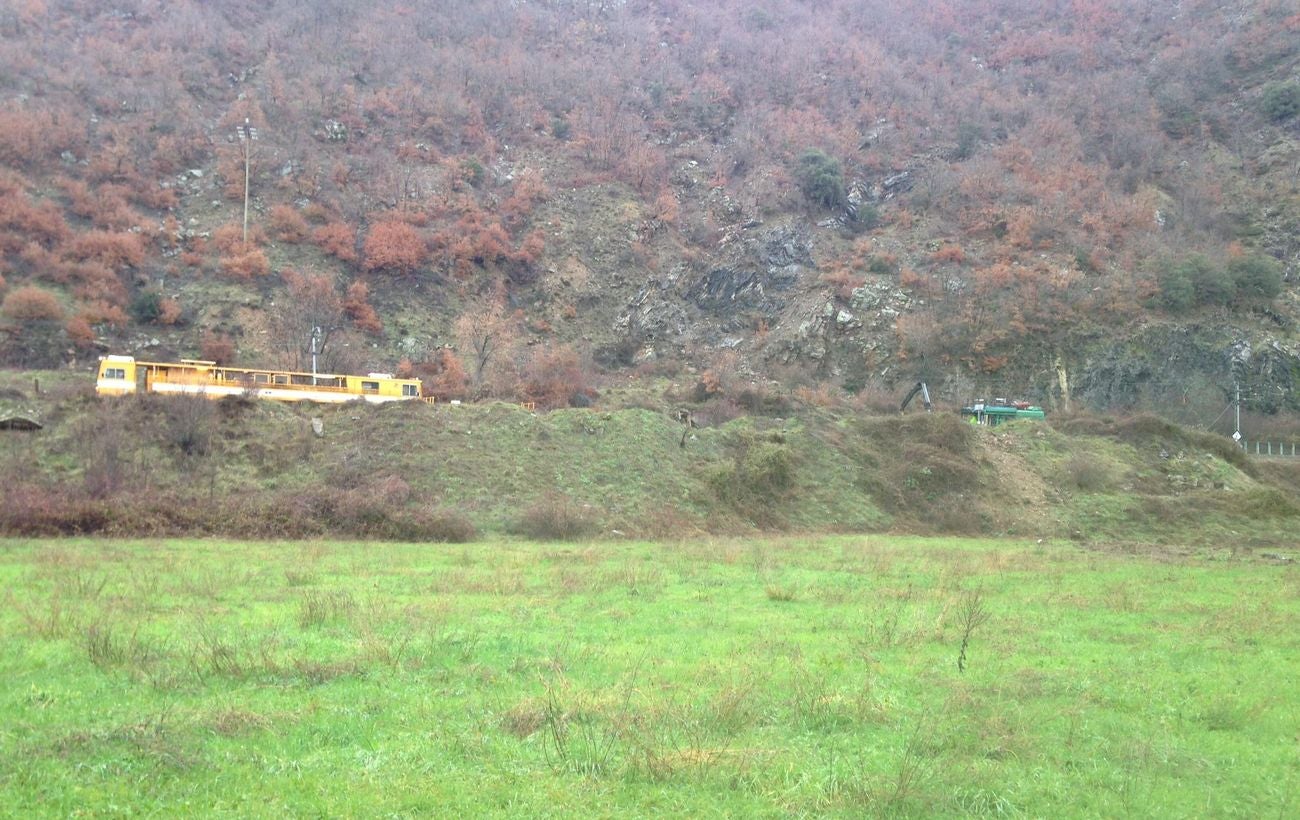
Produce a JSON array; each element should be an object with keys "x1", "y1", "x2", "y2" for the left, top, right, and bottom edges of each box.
[{"x1": 1, "y1": 536, "x2": 1296, "y2": 817}]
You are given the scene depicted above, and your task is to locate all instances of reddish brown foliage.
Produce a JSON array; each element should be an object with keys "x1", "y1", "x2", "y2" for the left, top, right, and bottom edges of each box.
[
  {"x1": 77, "y1": 300, "x2": 129, "y2": 327},
  {"x1": 416, "y1": 348, "x2": 469, "y2": 401},
  {"x1": 65, "y1": 315, "x2": 95, "y2": 348},
  {"x1": 0, "y1": 109, "x2": 78, "y2": 169},
  {"x1": 0, "y1": 193, "x2": 69, "y2": 252},
  {"x1": 363, "y1": 218, "x2": 427, "y2": 274},
  {"x1": 650, "y1": 191, "x2": 679, "y2": 225},
  {"x1": 199, "y1": 332, "x2": 236, "y2": 365},
  {"x1": 822, "y1": 267, "x2": 864, "y2": 301},
  {"x1": 500, "y1": 168, "x2": 549, "y2": 225},
  {"x1": 62, "y1": 179, "x2": 142, "y2": 230},
  {"x1": 343, "y1": 280, "x2": 382, "y2": 334},
  {"x1": 212, "y1": 223, "x2": 265, "y2": 254},
  {"x1": 220, "y1": 249, "x2": 271, "y2": 280},
  {"x1": 1, "y1": 285, "x2": 63, "y2": 321},
  {"x1": 932, "y1": 244, "x2": 968, "y2": 264},
  {"x1": 268, "y1": 204, "x2": 310, "y2": 243},
  {"x1": 519, "y1": 343, "x2": 589, "y2": 410},
  {"x1": 66, "y1": 230, "x2": 146, "y2": 270},
  {"x1": 157, "y1": 297, "x2": 183, "y2": 326},
  {"x1": 68, "y1": 262, "x2": 127, "y2": 309},
  {"x1": 512, "y1": 230, "x2": 546, "y2": 268},
  {"x1": 18, "y1": 242, "x2": 66, "y2": 282},
  {"x1": 439, "y1": 207, "x2": 511, "y2": 278},
  {"x1": 313, "y1": 222, "x2": 358, "y2": 263}
]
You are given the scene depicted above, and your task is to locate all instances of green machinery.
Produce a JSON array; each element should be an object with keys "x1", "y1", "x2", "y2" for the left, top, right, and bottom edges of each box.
[{"x1": 960, "y1": 399, "x2": 1046, "y2": 426}]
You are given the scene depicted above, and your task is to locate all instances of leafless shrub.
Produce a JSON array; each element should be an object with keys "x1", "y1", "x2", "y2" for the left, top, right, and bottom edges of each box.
[
  {"x1": 513, "y1": 492, "x2": 599, "y2": 541},
  {"x1": 956, "y1": 587, "x2": 991, "y2": 673},
  {"x1": 154, "y1": 394, "x2": 217, "y2": 458}
]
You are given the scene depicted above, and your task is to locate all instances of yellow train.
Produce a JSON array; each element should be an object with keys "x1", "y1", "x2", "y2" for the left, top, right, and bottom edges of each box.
[{"x1": 95, "y1": 355, "x2": 424, "y2": 404}]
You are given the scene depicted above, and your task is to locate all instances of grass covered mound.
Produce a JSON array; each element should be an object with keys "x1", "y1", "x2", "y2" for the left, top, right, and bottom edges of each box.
[
  {"x1": 0, "y1": 535, "x2": 1296, "y2": 816},
  {"x1": 1, "y1": 368, "x2": 1298, "y2": 543}
]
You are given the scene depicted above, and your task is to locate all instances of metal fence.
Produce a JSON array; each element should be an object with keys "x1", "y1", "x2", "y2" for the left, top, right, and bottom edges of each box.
[{"x1": 1240, "y1": 441, "x2": 1300, "y2": 457}]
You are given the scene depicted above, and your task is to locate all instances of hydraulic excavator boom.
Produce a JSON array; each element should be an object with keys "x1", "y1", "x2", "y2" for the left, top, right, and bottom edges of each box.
[{"x1": 900, "y1": 381, "x2": 932, "y2": 413}]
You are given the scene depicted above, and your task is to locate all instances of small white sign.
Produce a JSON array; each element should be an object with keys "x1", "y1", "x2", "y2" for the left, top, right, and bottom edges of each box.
[{"x1": 1232, "y1": 431, "x2": 1241, "y2": 442}]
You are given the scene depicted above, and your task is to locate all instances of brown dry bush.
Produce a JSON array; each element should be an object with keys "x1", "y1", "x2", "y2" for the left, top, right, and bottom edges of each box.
[
  {"x1": 859, "y1": 411, "x2": 975, "y2": 456},
  {"x1": 512, "y1": 492, "x2": 599, "y2": 541},
  {"x1": 0, "y1": 486, "x2": 111, "y2": 535},
  {"x1": 1062, "y1": 452, "x2": 1115, "y2": 492},
  {"x1": 267, "y1": 205, "x2": 310, "y2": 243},
  {"x1": 854, "y1": 414, "x2": 989, "y2": 534},
  {"x1": 1051, "y1": 410, "x2": 1116, "y2": 437},
  {"x1": 0, "y1": 483, "x2": 476, "y2": 542}
]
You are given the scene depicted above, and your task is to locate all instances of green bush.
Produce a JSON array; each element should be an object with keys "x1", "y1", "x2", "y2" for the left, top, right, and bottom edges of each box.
[
  {"x1": 1159, "y1": 253, "x2": 1279, "y2": 310},
  {"x1": 1156, "y1": 266, "x2": 1196, "y2": 312},
  {"x1": 1230, "y1": 256, "x2": 1283, "y2": 303},
  {"x1": 1155, "y1": 86, "x2": 1199, "y2": 138},
  {"x1": 1184, "y1": 255, "x2": 1235, "y2": 306},
  {"x1": 1153, "y1": 254, "x2": 1280, "y2": 312},
  {"x1": 954, "y1": 122, "x2": 983, "y2": 160},
  {"x1": 1260, "y1": 82, "x2": 1300, "y2": 122},
  {"x1": 709, "y1": 431, "x2": 797, "y2": 527},
  {"x1": 129, "y1": 290, "x2": 162, "y2": 323},
  {"x1": 461, "y1": 157, "x2": 486, "y2": 187},
  {"x1": 867, "y1": 255, "x2": 897, "y2": 275},
  {"x1": 845, "y1": 202, "x2": 879, "y2": 234},
  {"x1": 795, "y1": 149, "x2": 846, "y2": 210}
]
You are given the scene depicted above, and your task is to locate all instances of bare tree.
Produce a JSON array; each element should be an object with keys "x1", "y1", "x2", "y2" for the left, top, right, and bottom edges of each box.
[
  {"x1": 267, "y1": 269, "x2": 346, "y2": 372},
  {"x1": 453, "y1": 288, "x2": 521, "y2": 395}
]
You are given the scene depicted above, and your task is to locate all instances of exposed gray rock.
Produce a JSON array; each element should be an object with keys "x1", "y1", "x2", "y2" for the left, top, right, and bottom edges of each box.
[
  {"x1": 759, "y1": 225, "x2": 814, "y2": 269},
  {"x1": 616, "y1": 286, "x2": 689, "y2": 340},
  {"x1": 1070, "y1": 325, "x2": 1300, "y2": 413}
]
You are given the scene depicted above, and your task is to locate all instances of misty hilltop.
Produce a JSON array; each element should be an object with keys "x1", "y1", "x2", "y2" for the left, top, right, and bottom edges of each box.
[{"x1": 1, "y1": 0, "x2": 1299, "y2": 423}]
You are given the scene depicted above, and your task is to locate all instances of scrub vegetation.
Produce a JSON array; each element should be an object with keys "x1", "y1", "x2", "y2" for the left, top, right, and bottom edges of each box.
[{"x1": 3, "y1": 367, "x2": 1300, "y2": 543}]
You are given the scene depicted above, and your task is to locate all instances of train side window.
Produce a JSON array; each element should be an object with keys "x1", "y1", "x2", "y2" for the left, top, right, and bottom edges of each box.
[
  {"x1": 254, "y1": 374, "x2": 269, "y2": 384},
  {"x1": 362, "y1": 381, "x2": 380, "y2": 393},
  {"x1": 402, "y1": 384, "x2": 418, "y2": 397},
  {"x1": 273, "y1": 375, "x2": 288, "y2": 385}
]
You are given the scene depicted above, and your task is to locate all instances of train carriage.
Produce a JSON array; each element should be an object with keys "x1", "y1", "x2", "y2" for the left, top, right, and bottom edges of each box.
[{"x1": 96, "y1": 355, "x2": 424, "y2": 404}]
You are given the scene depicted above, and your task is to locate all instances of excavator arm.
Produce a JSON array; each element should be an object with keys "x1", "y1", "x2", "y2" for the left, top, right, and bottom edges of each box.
[{"x1": 900, "y1": 381, "x2": 932, "y2": 413}]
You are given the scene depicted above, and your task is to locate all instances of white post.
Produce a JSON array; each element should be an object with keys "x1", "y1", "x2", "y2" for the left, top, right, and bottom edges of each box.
[
  {"x1": 242, "y1": 118, "x2": 250, "y2": 244},
  {"x1": 1235, "y1": 382, "x2": 1241, "y2": 443},
  {"x1": 311, "y1": 326, "x2": 320, "y2": 385}
]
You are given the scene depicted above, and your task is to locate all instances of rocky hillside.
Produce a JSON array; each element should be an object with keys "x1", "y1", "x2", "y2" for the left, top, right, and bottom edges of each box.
[{"x1": 1, "y1": 1, "x2": 1299, "y2": 428}]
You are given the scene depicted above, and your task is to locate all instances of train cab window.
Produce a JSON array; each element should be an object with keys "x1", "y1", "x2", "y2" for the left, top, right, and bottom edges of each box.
[
  {"x1": 402, "y1": 384, "x2": 418, "y2": 397},
  {"x1": 362, "y1": 381, "x2": 380, "y2": 393},
  {"x1": 104, "y1": 368, "x2": 126, "y2": 380}
]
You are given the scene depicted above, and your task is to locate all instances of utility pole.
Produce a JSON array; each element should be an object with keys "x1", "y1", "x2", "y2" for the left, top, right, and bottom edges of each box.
[
  {"x1": 311, "y1": 326, "x2": 321, "y2": 386},
  {"x1": 1233, "y1": 382, "x2": 1242, "y2": 447},
  {"x1": 235, "y1": 118, "x2": 258, "y2": 243}
]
